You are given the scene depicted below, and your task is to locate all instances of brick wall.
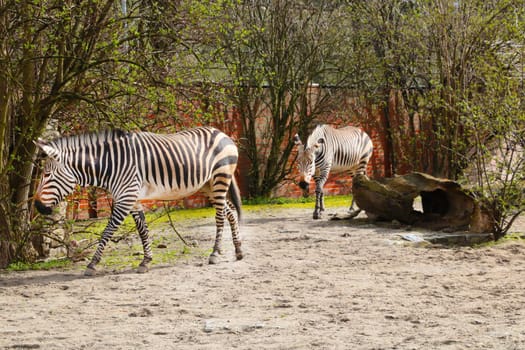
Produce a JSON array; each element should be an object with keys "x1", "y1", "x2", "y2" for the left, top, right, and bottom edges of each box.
[
  {"x1": 269, "y1": 103, "x2": 388, "y2": 199},
  {"x1": 64, "y1": 90, "x2": 411, "y2": 220}
]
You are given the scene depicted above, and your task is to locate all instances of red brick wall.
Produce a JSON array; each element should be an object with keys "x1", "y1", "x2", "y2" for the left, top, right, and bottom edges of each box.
[
  {"x1": 65, "y1": 91, "x2": 403, "y2": 220},
  {"x1": 268, "y1": 98, "x2": 387, "y2": 197}
]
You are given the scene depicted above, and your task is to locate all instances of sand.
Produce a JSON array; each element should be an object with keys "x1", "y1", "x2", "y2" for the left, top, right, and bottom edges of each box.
[{"x1": 1, "y1": 206, "x2": 525, "y2": 349}]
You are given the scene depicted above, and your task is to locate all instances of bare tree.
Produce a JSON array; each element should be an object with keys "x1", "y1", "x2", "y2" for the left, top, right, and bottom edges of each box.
[{"x1": 210, "y1": 0, "x2": 352, "y2": 197}]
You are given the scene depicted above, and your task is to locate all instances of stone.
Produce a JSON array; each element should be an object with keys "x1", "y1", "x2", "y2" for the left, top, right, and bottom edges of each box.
[{"x1": 353, "y1": 172, "x2": 493, "y2": 233}]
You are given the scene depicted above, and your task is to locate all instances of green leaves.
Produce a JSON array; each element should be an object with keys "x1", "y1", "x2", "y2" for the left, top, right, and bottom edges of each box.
[{"x1": 458, "y1": 50, "x2": 525, "y2": 238}]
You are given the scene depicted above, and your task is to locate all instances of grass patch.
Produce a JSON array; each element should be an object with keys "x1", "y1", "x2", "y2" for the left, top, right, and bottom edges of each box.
[
  {"x1": 148, "y1": 206, "x2": 215, "y2": 224},
  {"x1": 101, "y1": 252, "x2": 141, "y2": 271},
  {"x1": 99, "y1": 238, "x2": 210, "y2": 272},
  {"x1": 74, "y1": 216, "x2": 137, "y2": 240},
  {"x1": 475, "y1": 232, "x2": 525, "y2": 248},
  {"x1": 12, "y1": 195, "x2": 353, "y2": 272},
  {"x1": 243, "y1": 196, "x2": 315, "y2": 205},
  {"x1": 7, "y1": 258, "x2": 72, "y2": 272},
  {"x1": 73, "y1": 195, "x2": 353, "y2": 234},
  {"x1": 243, "y1": 194, "x2": 353, "y2": 211}
]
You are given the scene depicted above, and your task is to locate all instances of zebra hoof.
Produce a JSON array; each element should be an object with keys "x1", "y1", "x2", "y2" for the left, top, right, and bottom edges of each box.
[
  {"x1": 313, "y1": 213, "x2": 321, "y2": 220},
  {"x1": 347, "y1": 209, "x2": 361, "y2": 220},
  {"x1": 84, "y1": 267, "x2": 97, "y2": 277},
  {"x1": 208, "y1": 254, "x2": 220, "y2": 265},
  {"x1": 137, "y1": 265, "x2": 149, "y2": 274},
  {"x1": 236, "y1": 253, "x2": 244, "y2": 261}
]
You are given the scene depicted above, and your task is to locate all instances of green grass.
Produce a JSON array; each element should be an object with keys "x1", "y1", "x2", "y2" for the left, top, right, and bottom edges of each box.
[
  {"x1": 98, "y1": 236, "x2": 209, "y2": 271},
  {"x1": 244, "y1": 194, "x2": 353, "y2": 210},
  {"x1": 243, "y1": 195, "x2": 315, "y2": 205},
  {"x1": 149, "y1": 206, "x2": 216, "y2": 223},
  {"x1": 142, "y1": 194, "x2": 353, "y2": 220},
  {"x1": 7, "y1": 195, "x2": 353, "y2": 272},
  {"x1": 7, "y1": 258, "x2": 72, "y2": 272},
  {"x1": 474, "y1": 232, "x2": 525, "y2": 248},
  {"x1": 78, "y1": 194, "x2": 353, "y2": 271},
  {"x1": 74, "y1": 195, "x2": 354, "y2": 233}
]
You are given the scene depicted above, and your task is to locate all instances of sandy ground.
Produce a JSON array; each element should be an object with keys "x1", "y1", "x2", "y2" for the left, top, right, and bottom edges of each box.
[{"x1": 1, "y1": 205, "x2": 525, "y2": 350}]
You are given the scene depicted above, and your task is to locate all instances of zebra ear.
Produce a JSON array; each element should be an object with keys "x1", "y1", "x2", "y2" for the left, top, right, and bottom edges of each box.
[
  {"x1": 35, "y1": 139, "x2": 60, "y2": 161},
  {"x1": 293, "y1": 134, "x2": 302, "y2": 146}
]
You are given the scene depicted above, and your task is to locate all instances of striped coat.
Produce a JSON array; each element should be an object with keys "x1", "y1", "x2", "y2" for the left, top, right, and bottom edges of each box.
[
  {"x1": 35, "y1": 126, "x2": 242, "y2": 275},
  {"x1": 294, "y1": 124, "x2": 373, "y2": 219}
]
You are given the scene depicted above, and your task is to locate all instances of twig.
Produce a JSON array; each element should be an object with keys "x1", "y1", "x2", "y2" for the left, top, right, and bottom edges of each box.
[{"x1": 163, "y1": 204, "x2": 190, "y2": 246}]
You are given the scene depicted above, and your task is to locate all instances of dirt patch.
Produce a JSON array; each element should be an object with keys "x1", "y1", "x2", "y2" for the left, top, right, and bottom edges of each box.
[{"x1": 1, "y1": 206, "x2": 525, "y2": 349}]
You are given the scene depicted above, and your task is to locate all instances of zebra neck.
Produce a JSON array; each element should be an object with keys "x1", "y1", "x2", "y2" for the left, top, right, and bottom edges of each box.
[
  {"x1": 67, "y1": 153, "x2": 111, "y2": 190},
  {"x1": 314, "y1": 145, "x2": 326, "y2": 163}
]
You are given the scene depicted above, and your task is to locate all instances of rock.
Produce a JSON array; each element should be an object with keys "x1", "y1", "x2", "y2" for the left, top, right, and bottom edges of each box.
[
  {"x1": 400, "y1": 234, "x2": 426, "y2": 243},
  {"x1": 203, "y1": 320, "x2": 214, "y2": 333},
  {"x1": 203, "y1": 319, "x2": 264, "y2": 333},
  {"x1": 129, "y1": 308, "x2": 153, "y2": 317},
  {"x1": 353, "y1": 172, "x2": 494, "y2": 233}
]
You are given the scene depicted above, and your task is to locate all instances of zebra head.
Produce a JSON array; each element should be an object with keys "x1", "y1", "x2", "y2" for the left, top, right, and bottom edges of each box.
[
  {"x1": 34, "y1": 139, "x2": 77, "y2": 215},
  {"x1": 294, "y1": 134, "x2": 322, "y2": 193}
]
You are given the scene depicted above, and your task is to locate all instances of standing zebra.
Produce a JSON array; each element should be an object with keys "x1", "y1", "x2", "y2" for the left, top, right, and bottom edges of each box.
[
  {"x1": 294, "y1": 124, "x2": 373, "y2": 219},
  {"x1": 34, "y1": 126, "x2": 243, "y2": 276}
]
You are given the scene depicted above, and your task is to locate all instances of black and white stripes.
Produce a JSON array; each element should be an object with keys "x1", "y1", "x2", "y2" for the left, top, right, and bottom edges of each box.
[
  {"x1": 35, "y1": 126, "x2": 242, "y2": 275},
  {"x1": 294, "y1": 124, "x2": 373, "y2": 219}
]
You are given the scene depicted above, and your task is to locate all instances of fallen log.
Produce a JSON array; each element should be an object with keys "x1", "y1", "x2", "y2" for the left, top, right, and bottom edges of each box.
[{"x1": 352, "y1": 172, "x2": 493, "y2": 233}]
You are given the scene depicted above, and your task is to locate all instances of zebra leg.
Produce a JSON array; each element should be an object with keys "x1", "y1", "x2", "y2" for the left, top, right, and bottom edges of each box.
[
  {"x1": 225, "y1": 200, "x2": 243, "y2": 261},
  {"x1": 313, "y1": 177, "x2": 327, "y2": 220},
  {"x1": 85, "y1": 202, "x2": 133, "y2": 276},
  {"x1": 131, "y1": 210, "x2": 153, "y2": 273},
  {"x1": 209, "y1": 203, "x2": 226, "y2": 264},
  {"x1": 313, "y1": 190, "x2": 323, "y2": 219},
  {"x1": 85, "y1": 222, "x2": 120, "y2": 276}
]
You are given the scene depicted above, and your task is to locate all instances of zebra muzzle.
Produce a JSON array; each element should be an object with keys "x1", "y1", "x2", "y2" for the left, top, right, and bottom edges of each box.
[
  {"x1": 298, "y1": 181, "x2": 309, "y2": 191},
  {"x1": 34, "y1": 200, "x2": 53, "y2": 215}
]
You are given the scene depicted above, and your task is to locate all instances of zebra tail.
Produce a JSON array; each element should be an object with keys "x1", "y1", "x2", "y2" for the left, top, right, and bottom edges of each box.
[{"x1": 228, "y1": 176, "x2": 242, "y2": 221}]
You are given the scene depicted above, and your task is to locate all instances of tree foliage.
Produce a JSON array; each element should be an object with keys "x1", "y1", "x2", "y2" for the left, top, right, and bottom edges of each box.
[
  {"x1": 0, "y1": 0, "x2": 180, "y2": 267},
  {"x1": 348, "y1": 0, "x2": 525, "y2": 236},
  {"x1": 347, "y1": 0, "x2": 524, "y2": 178},
  {"x1": 1, "y1": 0, "x2": 525, "y2": 266},
  {"x1": 460, "y1": 59, "x2": 525, "y2": 238},
  {"x1": 205, "y1": 0, "x2": 352, "y2": 197},
  {"x1": 0, "y1": 0, "x2": 119, "y2": 266}
]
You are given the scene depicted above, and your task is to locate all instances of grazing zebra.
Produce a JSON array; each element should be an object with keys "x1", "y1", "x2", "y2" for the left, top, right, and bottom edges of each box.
[
  {"x1": 34, "y1": 126, "x2": 243, "y2": 276},
  {"x1": 294, "y1": 124, "x2": 373, "y2": 219}
]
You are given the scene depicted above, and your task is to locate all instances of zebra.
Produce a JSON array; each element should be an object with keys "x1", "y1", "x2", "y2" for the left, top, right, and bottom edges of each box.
[
  {"x1": 294, "y1": 124, "x2": 373, "y2": 219},
  {"x1": 34, "y1": 126, "x2": 243, "y2": 276}
]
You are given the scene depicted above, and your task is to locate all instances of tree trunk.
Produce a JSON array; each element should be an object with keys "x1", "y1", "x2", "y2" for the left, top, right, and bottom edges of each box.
[
  {"x1": 0, "y1": 187, "x2": 37, "y2": 268},
  {"x1": 0, "y1": 181, "x2": 16, "y2": 268}
]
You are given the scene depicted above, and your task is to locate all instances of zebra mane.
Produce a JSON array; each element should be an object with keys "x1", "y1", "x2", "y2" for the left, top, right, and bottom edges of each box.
[
  {"x1": 306, "y1": 124, "x2": 328, "y2": 148},
  {"x1": 49, "y1": 129, "x2": 130, "y2": 151}
]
